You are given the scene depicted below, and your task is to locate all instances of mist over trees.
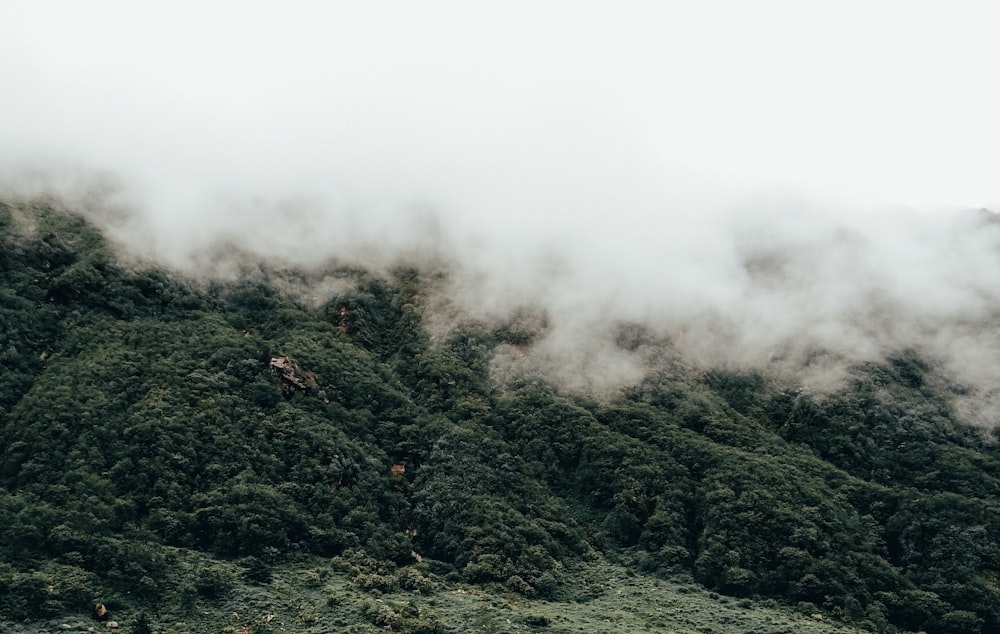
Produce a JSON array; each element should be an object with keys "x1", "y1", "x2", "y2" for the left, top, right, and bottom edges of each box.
[{"x1": 3, "y1": 199, "x2": 1000, "y2": 633}]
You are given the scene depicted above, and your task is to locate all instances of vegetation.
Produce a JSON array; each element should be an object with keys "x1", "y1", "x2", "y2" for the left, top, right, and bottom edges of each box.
[{"x1": 3, "y1": 199, "x2": 1000, "y2": 632}]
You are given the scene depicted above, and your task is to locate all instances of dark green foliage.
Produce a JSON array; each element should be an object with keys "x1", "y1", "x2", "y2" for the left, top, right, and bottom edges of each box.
[
  {"x1": 3, "y1": 201, "x2": 1000, "y2": 633},
  {"x1": 240, "y1": 556, "x2": 273, "y2": 584},
  {"x1": 132, "y1": 612, "x2": 153, "y2": 634}
]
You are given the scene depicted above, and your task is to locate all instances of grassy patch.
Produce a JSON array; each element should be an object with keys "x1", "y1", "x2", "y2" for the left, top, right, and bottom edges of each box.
[{"x1": 1, "y1": 554, "x2": 869, "y2": 633}]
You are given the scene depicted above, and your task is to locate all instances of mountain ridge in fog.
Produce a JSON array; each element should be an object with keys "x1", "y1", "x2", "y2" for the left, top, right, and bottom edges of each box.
[
  {"x1": 6, "y1": 177, "x2": 1000, "y2": 425},
  {"x1": 3, "y1": 2, "x2": 1000, "y2": 412}
]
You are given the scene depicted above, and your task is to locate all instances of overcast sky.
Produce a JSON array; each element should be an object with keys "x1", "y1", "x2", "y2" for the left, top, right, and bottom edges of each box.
[
  {"x1": 3, "y1": 2, "x2": 999, "y2": 211},
  {"x1": 4, "y1": 1, "x2": 1000, "y2": 395}
]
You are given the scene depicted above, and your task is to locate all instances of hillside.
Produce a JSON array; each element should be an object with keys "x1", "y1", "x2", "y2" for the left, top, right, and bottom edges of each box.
[{"x1": 2, "y1": 199, "x2": 1000, "y2": 633}]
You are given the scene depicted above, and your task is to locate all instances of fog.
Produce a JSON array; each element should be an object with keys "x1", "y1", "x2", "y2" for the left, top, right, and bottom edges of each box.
[{"x1": 4, "y1": 2, "x2": 1000, "y2": 403}]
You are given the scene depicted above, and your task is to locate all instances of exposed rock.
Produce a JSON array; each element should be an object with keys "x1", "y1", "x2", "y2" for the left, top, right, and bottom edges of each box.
[
  {"x1": 333, "y1": 306, "x2": 350, "y2": 331},
  {"x1": 269, "y1": 356, "x2": 316, "y2": 395}
]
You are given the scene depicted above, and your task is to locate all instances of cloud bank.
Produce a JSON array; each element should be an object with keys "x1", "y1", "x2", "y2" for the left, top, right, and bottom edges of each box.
[{"x1": 4, "y1": 1, "x2": 1000, "y2": 403}]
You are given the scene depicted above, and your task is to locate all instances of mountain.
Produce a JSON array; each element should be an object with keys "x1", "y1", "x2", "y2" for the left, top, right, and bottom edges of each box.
[{"x1": 2, "y1": 198, "x2": 1000, "y2": 634}]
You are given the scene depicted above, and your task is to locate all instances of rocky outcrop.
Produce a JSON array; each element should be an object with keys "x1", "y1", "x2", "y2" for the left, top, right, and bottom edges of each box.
[{"x1": 269, "y1": 357, "x2": 316, "y2": 395}]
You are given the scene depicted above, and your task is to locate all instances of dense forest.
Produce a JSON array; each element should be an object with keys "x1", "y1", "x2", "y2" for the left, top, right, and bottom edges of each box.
[{"x1": 3, "y1": 198, "x2": 1000, "y2": 633}]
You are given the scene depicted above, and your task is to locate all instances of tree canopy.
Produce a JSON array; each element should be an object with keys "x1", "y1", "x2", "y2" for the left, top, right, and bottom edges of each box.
[{"x1": 3, "y1": 199, "x2": 1000, "y2": 633}]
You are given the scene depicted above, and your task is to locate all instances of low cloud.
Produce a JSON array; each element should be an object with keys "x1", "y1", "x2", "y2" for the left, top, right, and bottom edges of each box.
[{"x1": 3, "y1": 2, "x2": 1000, "y2": 408}]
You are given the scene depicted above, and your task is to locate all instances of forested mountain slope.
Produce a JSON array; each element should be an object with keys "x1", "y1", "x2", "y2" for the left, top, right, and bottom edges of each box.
[{"x1": 3, "y1": 199, "x2": 1000, "y2": 633}]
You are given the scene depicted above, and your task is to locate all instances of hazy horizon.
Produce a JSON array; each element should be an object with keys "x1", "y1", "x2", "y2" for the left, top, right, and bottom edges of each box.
[{"x1": 4, "y1": 1, "x2": 1000, "y2": 406}]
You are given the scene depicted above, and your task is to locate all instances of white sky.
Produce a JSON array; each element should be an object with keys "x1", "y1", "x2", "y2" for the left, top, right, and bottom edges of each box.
[{"x1": 2, "y1": 0, "x2": 999, "y2": 214}]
